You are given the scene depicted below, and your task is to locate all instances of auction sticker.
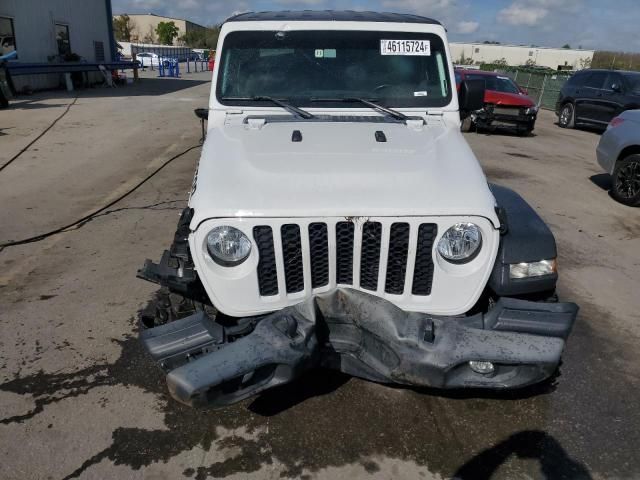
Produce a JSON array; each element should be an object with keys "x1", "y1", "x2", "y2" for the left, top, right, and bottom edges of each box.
[{"x1": 380, "y1": 39, "x2": 431, "y2": 56}]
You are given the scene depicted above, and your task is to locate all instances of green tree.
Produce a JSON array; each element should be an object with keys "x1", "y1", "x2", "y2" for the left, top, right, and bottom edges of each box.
[
  {"x1": 493, "y1": 57, "x2": 509, "y2": 67},
  {"x1": 180, "y1": 26, "x2": 221, "y2": 49},
  {"x1": 204, "y1": 27, "x2": 221, "y2": 49},
  {"x1": 113, "y1": 14, "x2": 136, "y2": 42},
  {"x1": 562, "y1": 44, "x2": 571, "y2": 49},
  {"x1": 155, "y1": 21, "x2": 179, "y2": 45}
]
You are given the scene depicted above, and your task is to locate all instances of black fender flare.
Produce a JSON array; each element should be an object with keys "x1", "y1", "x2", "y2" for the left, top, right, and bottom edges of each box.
[{"x1": 488, "y1": 184, "x2": 558, "y2": 296}]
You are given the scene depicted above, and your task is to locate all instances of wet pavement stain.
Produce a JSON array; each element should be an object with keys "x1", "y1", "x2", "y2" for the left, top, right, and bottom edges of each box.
[{"x1": 0, "y1": 295, "x2": 638, "y2": 479}]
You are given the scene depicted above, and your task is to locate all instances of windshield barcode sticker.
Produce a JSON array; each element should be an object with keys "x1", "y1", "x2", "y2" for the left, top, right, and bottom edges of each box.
[{"x1": 380, "y1": 40, "x2": 431, "y2": 56}]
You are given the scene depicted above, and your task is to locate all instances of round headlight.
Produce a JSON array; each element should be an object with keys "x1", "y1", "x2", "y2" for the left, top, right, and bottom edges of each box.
[
  {"x1": 437, "y1": 223, "x2": 482, "y2": 263},
  {"x1": 206, "y1": 226, "x2": 251, "y2": 266}
]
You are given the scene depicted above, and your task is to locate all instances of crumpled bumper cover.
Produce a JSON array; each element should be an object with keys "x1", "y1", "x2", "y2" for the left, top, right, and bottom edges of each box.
[{"x1": 140, "y1": 289, "x2": 578, "y2": 408}]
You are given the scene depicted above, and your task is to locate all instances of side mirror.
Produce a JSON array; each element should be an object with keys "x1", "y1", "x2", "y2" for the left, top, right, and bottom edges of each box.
[
  {"x1": 194, "y1": 108, "x2": 209, "y2": 120},
  {"x1": 519, "y1": 86, "x2": 528, "y2": 95},
  {"x1": 194, "y1": 108, "x2": 209, "y2": 142},
  {"x1": 458, "y1": 79, "x2": 486, "y2": 118}
]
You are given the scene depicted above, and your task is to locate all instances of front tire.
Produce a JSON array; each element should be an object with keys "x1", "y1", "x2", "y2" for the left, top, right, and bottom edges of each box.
[
  {"x1": 517, "y1": 125, "x2": 533, "y2": 137},
  {"x1": 558, "y1": 103, "x2": 575, "y2": 128},
  {"x1": 461, "y1": 116, "x2": 474, "y2": 132},
  {"x1": 611, "y1": 155, "x2": 640, "y2": 207}
]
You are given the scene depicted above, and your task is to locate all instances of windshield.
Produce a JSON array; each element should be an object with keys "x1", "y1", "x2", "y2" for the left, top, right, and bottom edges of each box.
[
  {"x1": 464, "y1": 74, "x2": 520, "y2": 94},
  {"x1": 216, "y1": 30, "x2": 452, "y2": 108},
  {"x1": 623, "y1": 73, "x2": 640, "y2": 93}
]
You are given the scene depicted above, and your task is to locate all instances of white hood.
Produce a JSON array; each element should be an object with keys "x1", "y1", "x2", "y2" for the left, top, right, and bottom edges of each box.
[{"x1": 189, "y1": 118, "x2": 499, "y2": 228}]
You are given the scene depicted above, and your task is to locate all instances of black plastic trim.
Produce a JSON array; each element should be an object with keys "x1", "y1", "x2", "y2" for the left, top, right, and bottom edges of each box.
[
  {"x1": 336, "y1": 222, "x2": 355, "y2": 285},
  {"x1": 141, "y1": 289, "x2": 578, "y2": 408},
  {"x1": 225, "y1": 10, "x2": 441, "y2": 25},
  {"x1": 137, "y1": 208, "x2": 208, "y2": 302},
  {"x1": 254, "y1": 226, "x2": 279, "y2": 296},
  {"x1": 281, "y1": 224, "x2": 305, "y2": 293},
  {"x1": 488, "y1": 184, "x2": 558, "y2": 296}
]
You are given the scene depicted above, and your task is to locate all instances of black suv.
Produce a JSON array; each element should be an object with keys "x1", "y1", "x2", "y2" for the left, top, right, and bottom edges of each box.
[{"x1": 556, "y1": 69, "x2": 640, "y2": 129}]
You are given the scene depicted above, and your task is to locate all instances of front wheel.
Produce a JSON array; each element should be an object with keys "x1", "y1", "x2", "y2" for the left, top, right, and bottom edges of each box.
[
  {"x1": 517, "y1": 124, "x2": 534, "y2": 137},
  {"x1": 611, "y1": 155, "x2": 640, "y2": 207},
  {"x1": 558, "y1": 103, "x2": 575, "y2": 128},
  {"x1": 460, "y1": 116, "x2": 474, "y2": 132}
]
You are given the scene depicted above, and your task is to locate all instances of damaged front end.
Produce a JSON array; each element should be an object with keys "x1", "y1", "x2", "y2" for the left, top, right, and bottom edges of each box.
[
  {"x1": 138, "y1": 193, "x2": 578, "y2": 408},
  {"x1": 140, "y1": 288, "x2": 577, "y2": 408}
]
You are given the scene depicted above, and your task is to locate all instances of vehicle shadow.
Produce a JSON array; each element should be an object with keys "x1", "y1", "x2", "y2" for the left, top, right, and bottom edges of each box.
[
  {"x1": 86, "y1": 77, "x2": 210, "y2": 98},
  {"x1": 589, "y1": 173, "x2": 612, "y2": 191},
  {"x1": 248, "y1": 363, "x2": 560, "y2": 418},
  {"x1": 476, "y1": 126, "x2": 538, "y2": 138},
  {"x1": 452, "y1": 430, "x2": 593, "y2": 480},
  {"x1": 248, "y1": 368, "x2": 351, "y2": 417},
  {"x1": 553, "y1": 121, "x2": 605, "y2": 135},
  {"x1": 4, "y1": 100, "x2": 71, "y2": 110}
]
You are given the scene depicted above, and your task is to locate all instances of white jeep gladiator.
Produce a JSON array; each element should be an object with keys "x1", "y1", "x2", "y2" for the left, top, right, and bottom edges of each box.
[{"x1": 138, "y1": 11, "x2": 578, "y2": 408}]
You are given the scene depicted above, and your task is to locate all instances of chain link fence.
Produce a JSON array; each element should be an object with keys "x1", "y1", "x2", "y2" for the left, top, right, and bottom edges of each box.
[{"x1": 497, "y1": 69, "x2": 572, "y2": 111}]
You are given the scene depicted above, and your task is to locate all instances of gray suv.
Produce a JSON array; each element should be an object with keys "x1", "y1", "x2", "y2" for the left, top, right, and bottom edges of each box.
[{"x1": 596, "y1": 109, "x2": 640, "y2": 206}]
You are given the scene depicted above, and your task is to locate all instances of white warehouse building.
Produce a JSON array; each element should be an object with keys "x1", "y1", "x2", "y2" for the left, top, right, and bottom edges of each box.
[
  {"x1": 0, "y1": 0, "x2": 116, "y2": 90},
  {"x1": 450, "y1": 42, "x2": 595, "y2": 70}
]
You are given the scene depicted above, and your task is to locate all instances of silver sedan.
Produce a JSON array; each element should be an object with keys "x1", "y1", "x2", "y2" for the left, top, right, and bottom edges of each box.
[{"x1": 596, "y1": 109, "x2": 640, "y2": 206}]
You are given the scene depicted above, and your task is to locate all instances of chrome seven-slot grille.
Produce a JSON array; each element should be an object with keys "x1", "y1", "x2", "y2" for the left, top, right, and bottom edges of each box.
[{"x1": 253, "y1": 221, "x2": 438, "y2": 297}]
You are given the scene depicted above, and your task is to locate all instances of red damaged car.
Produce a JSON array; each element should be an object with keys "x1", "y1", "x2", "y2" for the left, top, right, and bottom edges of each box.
[{"x1": 455, "y1": 69, "x2": 538, "y2": 136}]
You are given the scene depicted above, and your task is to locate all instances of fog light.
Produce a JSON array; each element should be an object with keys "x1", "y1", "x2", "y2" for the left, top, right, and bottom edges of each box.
[
  {"x1": 509, "y1": 258, "x2": 557, "y2": 279},
  {"x1": 469, "y1": 361, "x2": 495, "y2": 375}
]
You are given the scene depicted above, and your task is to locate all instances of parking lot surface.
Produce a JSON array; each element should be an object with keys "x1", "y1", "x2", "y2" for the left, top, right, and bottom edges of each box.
[{"x1": 1, "y1": 73, "x2": 639, "y2": 480}]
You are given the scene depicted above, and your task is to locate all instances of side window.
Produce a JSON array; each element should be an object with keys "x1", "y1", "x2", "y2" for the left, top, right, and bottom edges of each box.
[
  {"x1": 55, "y1": 23, "x2": 71, "y2": 56},
  {"x1": 584, "y1": 72, "x2": 607, "y2": 89},
  {"x1": 0, "y1": 16, "x2": 17, "y2": 58},
  {"x1": 567, "y1": 72, "x2": 586, "y2": 87},
  {"x1": 604, "y1": 73, "x2": 623, "y2": 92}
]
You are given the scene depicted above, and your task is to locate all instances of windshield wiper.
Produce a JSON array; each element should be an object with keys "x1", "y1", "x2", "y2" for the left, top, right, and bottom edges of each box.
[
  {"x1": 221, "y1": 96, "x2": 315, "y2": 119},
  {"x1": 311, "y1": 97, "x2": 409, "y2": 121}
]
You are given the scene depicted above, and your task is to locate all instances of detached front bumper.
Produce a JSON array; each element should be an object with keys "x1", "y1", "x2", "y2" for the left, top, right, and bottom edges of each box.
[{"x1": 141, "y1": 289, "x2": 578, "y2": 408}]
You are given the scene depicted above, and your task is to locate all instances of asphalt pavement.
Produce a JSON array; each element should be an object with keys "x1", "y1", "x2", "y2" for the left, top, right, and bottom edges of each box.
[{"x1": 1, "y1": 71, "x2": 639, "y2": 480}]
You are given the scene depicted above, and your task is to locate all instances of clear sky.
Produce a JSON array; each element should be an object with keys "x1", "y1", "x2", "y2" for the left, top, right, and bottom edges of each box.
[{"x1": 112, "y1": 0, "x2": 640, "y2": 52}]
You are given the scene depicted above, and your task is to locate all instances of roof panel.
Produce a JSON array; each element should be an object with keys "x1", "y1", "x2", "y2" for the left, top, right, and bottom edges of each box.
[{"x1": 225, "y1": 10, "x2": 441, "y2": 25}]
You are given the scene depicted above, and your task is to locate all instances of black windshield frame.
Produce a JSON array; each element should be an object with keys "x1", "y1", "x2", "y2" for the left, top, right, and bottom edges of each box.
[{"x1": 215, "y1": 30, "x2": 452, "y2": 109}]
